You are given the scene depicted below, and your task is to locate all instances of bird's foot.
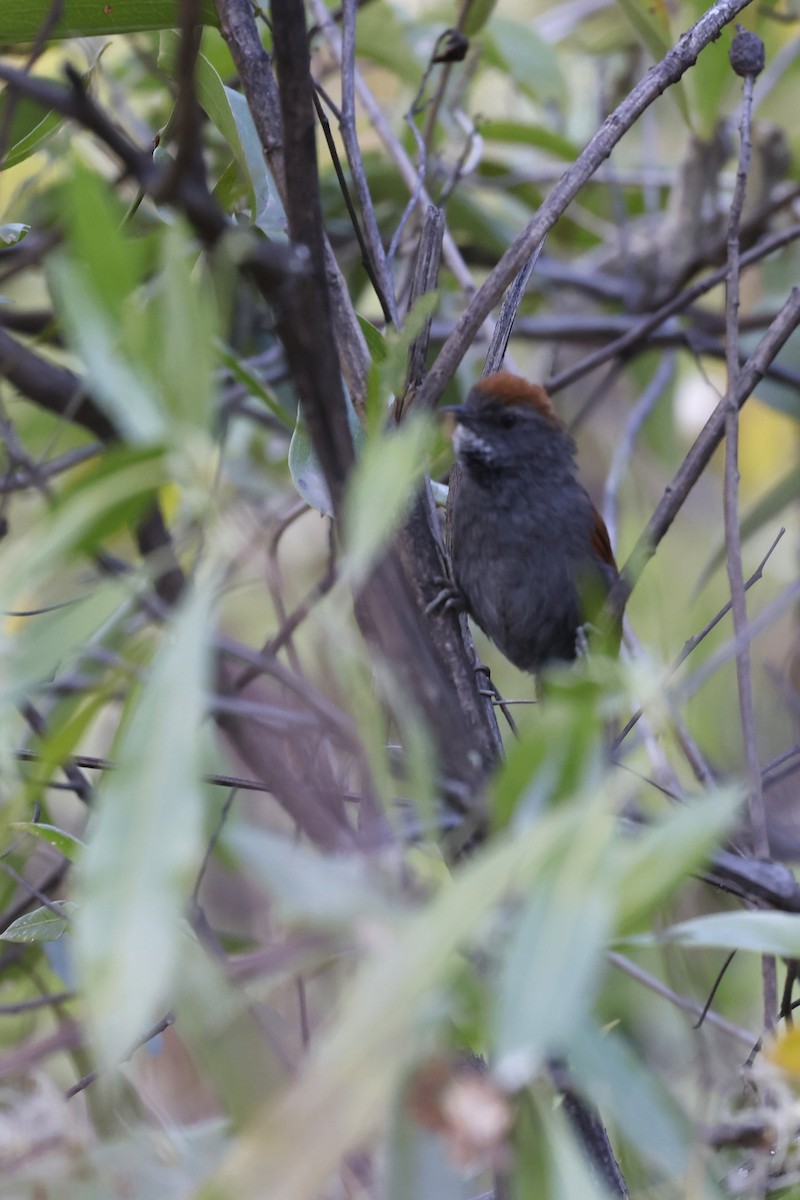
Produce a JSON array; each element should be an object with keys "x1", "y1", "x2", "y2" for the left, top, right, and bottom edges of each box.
[{"x1": 426, "y1": 576, "x2": 466, "y2": 617}]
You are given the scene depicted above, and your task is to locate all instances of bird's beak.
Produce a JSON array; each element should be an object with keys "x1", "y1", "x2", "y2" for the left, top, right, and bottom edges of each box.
[{"x1": 437, "y1": 404, "x2": 468, "y2": 423}]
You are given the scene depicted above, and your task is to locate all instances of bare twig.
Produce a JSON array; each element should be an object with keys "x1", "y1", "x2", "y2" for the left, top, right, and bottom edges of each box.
[
  {"x1": 306, "y1": 0, "x2": 491, "y2": 318},
  {"x1": 339, "y1": 0, "x2": 398, "y2": 324},
  {"x1": 615, "y1": 528, "x2": 786, "y2": 747},
  {"x1": 608, "y1": 952, "x2": 755, "y2": 1046},
  {"x1": 213, "y1": 0, "x2": 370, "y2": 401},
  {"x1": 413, "y1": 0, "x2": 758, "y2": 413},
  {"x1": 482, "y1": 242, "x2": 545, "y2": 378},
  {"x1": 546, "y1": 220, "x2": 800, "y2": 395},
  {"x1": 615, "y1": 286, "x2": 800, "y2": 611}
]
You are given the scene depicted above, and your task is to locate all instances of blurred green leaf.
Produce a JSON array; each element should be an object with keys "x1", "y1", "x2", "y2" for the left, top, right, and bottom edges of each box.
[
  {"x1": 0, "y1": 900, "x2": 74, "y2": 944},
  {"x1": 483, "y1": 18, "x2": 565, "y2": 106},
  {"x1": 615, "y1": 787, "x2": 741, "y2": 933},
  {"x1": 384, "y1": 1098, "x2": 466, "y2": 1200},
  {"x1": 228, "y1": 824, "x2": 398, "y2": 930},
  {"x1": 636, "y1": 909, "x2": 800, "y2": 956},
  {"x1": 342, "y1": 412, "x2": 432, "y2": 584},
  {"x1": 0, "y1": 1, "x2": 219, "y2": 41},
  {"x1": 493, "y1": 807, "x2": 614, "y2": 1088},
  {"x1": 570, "y1": 1022, "x2": 690, "y2": 1178},
  {"x1": 75, "y1": 577, "x2": 214, "y2": 1066},
  {"x1": 479, "y1": 119, "x2": 580, "y2": 160},
  {"x1": 49, "y1": 257, "x2": 165, "y2": 444},
  {"x1": 0, "y1": 446, "x2": 165, "y2": 609},
  {"x1": 11, "y1": 822, "x2": 84, "y2": 861},
  {"x1": 201, "y1": 812, "x2": 578, "y2": 1199},
  {"x1": 355, "y1": 2, "x2": 421, "y2": 86},
  {"x1": 463, "y1": 0, "x2": 500, "y2": 37}
]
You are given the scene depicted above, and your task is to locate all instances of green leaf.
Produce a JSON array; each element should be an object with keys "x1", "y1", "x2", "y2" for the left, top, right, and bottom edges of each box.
[
  {"x1": 49, "y1": 257, "x2": 165, "y2": 444},
  {"x1": 357, "y1": 316, "x2": 389, "y2": 364},
  {"x1": 0, "y1": 445, "x2": 165, "y2": 610},
  {"x1": 384, "y1": 1097, "x2": 465, "y2": 1200},
  {"x1": 570, "y1": 1022, "x2": 690, "y2": 1178},
  {"x1": 228, "y1": 825, "x2": 397, "y2": 930},
  {"x1": 493, "y1": 807, "x2": 614, "y2": 1088},
  {"x1": 288, "y1": 387, "x2": 363, "y2": 516},
  {"x1": 160, "y1": 33, "x2": 286, "y2": 237},
  {"x1": 201, "y1": 811, "x2": 578, "y2": 1198},
  {"x1": 0, "y1": 90, "x2": 63, "y2": 170},
  {"x1": 463, "y1": 0, "x2": 500, "y2": 37},
  {"x1": 479, "y1": 119, "x2": 580, "y2": 161},
  {"x1": 342, "y1": 413, "x2": 432, "y2": 584},
  {"x1": 74, "y1": 577, "x2": 214, "y2": 1066},
  {"x1": 0, "y1": 900, "x2": 75, "y2": 944},
  {"x1": 483, "y1": 18, "x2": 565, "y2": 106},
  {"x1": 355, "y1": 3, "x2": 421, "y2": 87},
  {"x1": 11, "y1": 822, "x2": 84, "y2": 861},
  {"x1": 634, "y1": 910, "x2": 800, "y2": 956},
  {"x1": 0, "y1": 1, "x2": 219, "y2": 42},
  {"x1": 216, "y1": 345, "x2": 294, "y2": 430},
  {"x1": 615, "y1": 787, "x2": 741, "y2": 933}
]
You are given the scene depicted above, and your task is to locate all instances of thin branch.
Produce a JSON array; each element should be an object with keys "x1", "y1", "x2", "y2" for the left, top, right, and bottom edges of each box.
[
  {"x1": 678, "y1": 576, "x2": 800, "y2": 705},
  {"x1": 412, "y1": 0, "x2": 759, "y2": 412},
  {"x1": 213, "y1": 0, "x2": 369, "y2": 401},
  {"x1": 306, "y1": 0, "x2": 492, "y2": 322},
  {"x1": 615, "y1": 286, "x2": 800, "y2": 611},
  {"x1": 339, "y1": 0, "x2": 398, "y2": 324},
  {"x1": 608, "y1": 952, "x2": 755, "y2": 1046},
  {"x1": 482, "y1": 241, "x2": 545, "y2": 378},
  {"x1": 615, "y1": 527, "x2": 785, "y2": 747},
  {"x1": 312, "y1": 85, "x2": 395, "y2": 325},
  {"x1": 546, "y1": 220, "x2": 800, "y2": 394}
]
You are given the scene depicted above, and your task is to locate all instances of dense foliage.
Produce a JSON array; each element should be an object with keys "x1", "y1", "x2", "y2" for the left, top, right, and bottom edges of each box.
[{"x1": 0, "y1": 1, "x2": 799, "y2": 1197}]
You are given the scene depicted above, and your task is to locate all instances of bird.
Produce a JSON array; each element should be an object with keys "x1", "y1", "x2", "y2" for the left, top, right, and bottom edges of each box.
[{"x1": 441, "y1": 371, "x2": 620, "y2": 674}]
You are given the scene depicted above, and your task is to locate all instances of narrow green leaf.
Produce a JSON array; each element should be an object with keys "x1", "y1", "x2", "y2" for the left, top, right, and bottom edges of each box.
[
  {"x1": 342, "y1": 413, "x2": 432, "y2": 584},
  {"x1": 463, "y1": 0, "x2": 500, "y2": 36},
  {"x1": 569, "y1": 1023, "x2": 690, "y2": 1178},
  {"x1": 0, "y1": 900, "x2": 75, "y2": 944},
  {"x1": 201, "y1": 812, "x2": 577, "y2": 1199},
  {"x1": 0, "y1": 1, "x2": 219, "y2": 42},
  {"x1": 11, "y1": 823, "x2": 84, "y2": 861},
  {"x1": 228, "y1": 825, "x2": 397, "y2": 930},
  {"x1": 75, "y1": 578, "x2": 214, "y2": 1066},
  {"x1": 633, "y1": 910, "x2": 800, "y2": 957},
  {"x1": 160, "y1": 33, "x2": 286, "y2": 237},
  {"x1": 494, "y1": 878, "x2": 611, "y2": 1089},
  {"x1": 384, "y1": 1099, "x2": 465, "y2": 1200},
  {"x1": 0, "y1": 446, "x2": 165, "y2": 610},
  {"x1": 615, "y1": 787, "x2": 741, "y2": 933},
  {"x1": 483, "y1": 19, "x2": 565, "y2": 106},
  {"x1": 49, "y1": 257, "x2": 165, "y2": 444}
]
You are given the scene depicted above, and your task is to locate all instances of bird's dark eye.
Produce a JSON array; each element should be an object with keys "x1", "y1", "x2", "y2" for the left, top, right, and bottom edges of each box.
[{"x1": 498, "y1": 411, "x2": 517, "y2": 429}]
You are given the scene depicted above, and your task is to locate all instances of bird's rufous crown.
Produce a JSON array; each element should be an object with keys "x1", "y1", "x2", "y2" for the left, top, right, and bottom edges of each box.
[{"x1": 472, "y1": 371, "x2": 562, "y2": 427}]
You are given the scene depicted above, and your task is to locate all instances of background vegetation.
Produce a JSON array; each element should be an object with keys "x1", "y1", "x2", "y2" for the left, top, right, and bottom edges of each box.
[{"x1": 0, "y1": 0, "x2": 799, "y2": 1196}]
